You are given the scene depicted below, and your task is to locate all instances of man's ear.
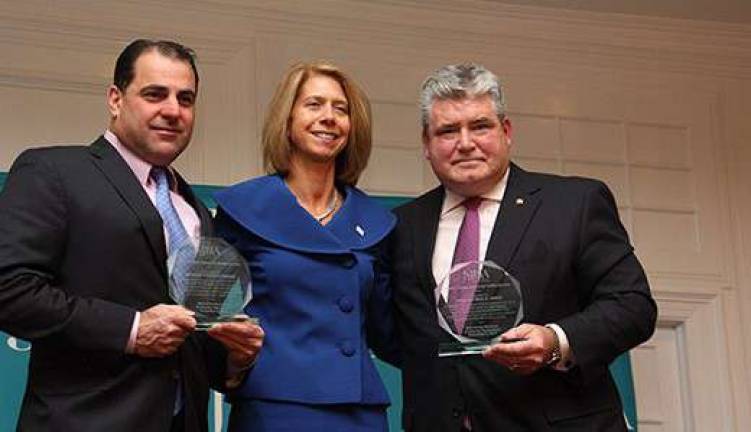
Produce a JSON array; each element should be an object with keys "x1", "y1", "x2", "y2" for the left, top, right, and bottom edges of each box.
[
  {"x1": 107, "y1": 85, "x2": 123, "y2": 118},
  {"x1": 501, "y1": 116, "x2": 513, "y2": 145},
  {"x1": 422, "y1": 130, "x2": 430, "y2": 160}
]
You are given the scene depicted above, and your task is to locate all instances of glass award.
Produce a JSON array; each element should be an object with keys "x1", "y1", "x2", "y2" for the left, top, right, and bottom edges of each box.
[
  {"x1": 435, "y1": 260, "x2": 523, "y2": 357},
  {"x1": 168, "y1": 237, "x2": 256, "y2": 330}
]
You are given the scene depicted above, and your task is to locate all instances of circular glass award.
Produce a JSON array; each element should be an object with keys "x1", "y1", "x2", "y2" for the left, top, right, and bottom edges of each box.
[
  {"x1": 435, "y1": 260, "x2": 523, "y2": 356},
  {"x1": 168, "y1": 237, "x2": 256, "y2": 330}
]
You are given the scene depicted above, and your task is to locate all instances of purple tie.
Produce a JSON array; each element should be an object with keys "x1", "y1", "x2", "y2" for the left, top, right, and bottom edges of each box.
[{"x1": 448, "y1": 197, "x2": 482, "y2": 335}]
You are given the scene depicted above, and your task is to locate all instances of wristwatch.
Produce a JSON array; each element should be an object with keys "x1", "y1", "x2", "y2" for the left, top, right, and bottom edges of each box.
[{"x1": 544, "y1": 325, "x2": 562, "y2": 367}]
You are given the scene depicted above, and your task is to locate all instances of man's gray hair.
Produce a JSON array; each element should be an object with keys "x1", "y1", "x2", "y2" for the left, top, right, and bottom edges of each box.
[{"x1": 419, "y1": 63, "x2": 506, "y2": 133}]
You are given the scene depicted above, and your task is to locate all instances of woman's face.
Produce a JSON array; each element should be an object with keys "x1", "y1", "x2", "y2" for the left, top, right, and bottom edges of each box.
[{"x1": 288, "y1": 74, "x2": 351, "y2": 164}]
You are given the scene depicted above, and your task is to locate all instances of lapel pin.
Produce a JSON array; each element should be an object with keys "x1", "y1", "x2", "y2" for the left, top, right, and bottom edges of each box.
[
  {"x1": 355, "y1": 225, "x2": 365, "y2": 237},
  {"x1": 515, "y1": 197, "x2": 525, "y2": 206}
]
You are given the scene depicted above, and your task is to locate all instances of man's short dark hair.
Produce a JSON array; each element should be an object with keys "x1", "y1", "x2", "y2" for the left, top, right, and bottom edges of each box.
[{"x1": 113, "y1": 39, "x2": 199, "y2": 91}]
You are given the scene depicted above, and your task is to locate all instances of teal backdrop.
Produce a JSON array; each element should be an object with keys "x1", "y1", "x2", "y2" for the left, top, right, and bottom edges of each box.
[{"x1": 0, "y1": 174, "x2": 637, "y2": 431}]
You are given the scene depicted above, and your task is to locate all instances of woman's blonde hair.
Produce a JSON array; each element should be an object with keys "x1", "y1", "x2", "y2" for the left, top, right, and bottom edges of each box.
[{"x1": 262, "y1": 61, "x2": 372, "y2": 186}]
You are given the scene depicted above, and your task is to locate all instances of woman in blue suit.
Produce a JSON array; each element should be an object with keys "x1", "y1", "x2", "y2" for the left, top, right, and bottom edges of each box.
[{"x1": 213, "y1": 61, "x2": 400, "y2": 431}]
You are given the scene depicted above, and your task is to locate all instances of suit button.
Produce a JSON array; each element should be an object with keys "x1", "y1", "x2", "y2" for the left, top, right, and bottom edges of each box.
[
  {"x1": 452, "y1": 409, "x2": 461, "y2": 418},
  {"x1": 340, "y1": 342, "x2": 355, "y2": 357},
  {"x1": 338, "y1": 296, "x2": 354, "y2": 313},
  {"x1": 170, "y1": 370, "x2": 180, "y2": 379},
  {"x1": 341, "y1": 257, "x2": 355, "y2": 268}
]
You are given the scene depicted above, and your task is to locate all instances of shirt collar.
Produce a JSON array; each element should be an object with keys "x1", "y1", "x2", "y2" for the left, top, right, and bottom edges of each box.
[
  {"x1": 440, "y1": 167, "x2": 510, "y2": 217},
  {"x1": 104, "y1": 130, "x2": 175, "y2": 189}
]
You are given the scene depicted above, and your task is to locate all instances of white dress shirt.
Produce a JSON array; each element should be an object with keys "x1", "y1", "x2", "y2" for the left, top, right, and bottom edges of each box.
[{"x1": 104, "y1": 130, "x2": 200, "y2": 353}]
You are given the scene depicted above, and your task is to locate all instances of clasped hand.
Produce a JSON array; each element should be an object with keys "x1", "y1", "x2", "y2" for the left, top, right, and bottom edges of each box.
[
  {"x1": 134, "y1": 305, "x2": 264, "y2": 370},
  {"x1": 207, "y1": 317, "x2": 264, "y2": 370},
  {"x1": 134, "y1": 304, "x2": 196, "y2": 357},
  {"x1": 482, "y1": 324, "x2": 556, "y2": 375}
]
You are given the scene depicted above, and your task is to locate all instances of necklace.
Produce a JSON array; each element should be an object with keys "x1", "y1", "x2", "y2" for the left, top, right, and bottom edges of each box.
[{"x1": 314, "y1": 190, "x2": 339, "y2": 223}]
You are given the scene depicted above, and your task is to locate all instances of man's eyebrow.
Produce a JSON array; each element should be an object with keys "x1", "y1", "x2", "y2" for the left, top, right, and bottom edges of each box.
[
  {"x1": 435, "y1": 122, "x2": 460, "y2": 131},
  {"x1": 139, "y1": 84, "x2": 168, "y2": 93},
  {"x1": 436, "y1": 120, "x2": 459, "y2": 128}
]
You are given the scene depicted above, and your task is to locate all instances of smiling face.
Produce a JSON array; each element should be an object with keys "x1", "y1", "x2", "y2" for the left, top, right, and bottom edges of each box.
[
  {"x1": 107, "y1": 49, "x2": 196, "y2": 167},
  {"x1": 288, "y1": 74, "x2": 351, "y2": 165},
  {"x1": 423, "y1": 94, "x2": 512, "y2": 196}
]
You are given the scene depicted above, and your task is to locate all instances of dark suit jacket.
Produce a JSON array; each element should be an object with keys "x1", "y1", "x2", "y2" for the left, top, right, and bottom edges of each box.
[
  {"x1": 0, "y1": 137, "x2": 228, "y2": 432},
  {"x1": 391, "y1": 164, "x2": 657, "y2": 432}
]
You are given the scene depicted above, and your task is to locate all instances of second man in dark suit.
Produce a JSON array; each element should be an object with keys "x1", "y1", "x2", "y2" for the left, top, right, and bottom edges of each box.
[
  {"x1": 391, "y1": 63, "x2": 657, "y2": 432},
  {"x1": 0, "y1": 39, "x2": 263, "y2": 432}
]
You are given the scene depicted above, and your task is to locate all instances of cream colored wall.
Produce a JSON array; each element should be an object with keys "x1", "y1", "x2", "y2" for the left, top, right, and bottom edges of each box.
[{"x1": 1, "y1": 1, "x2": 750, "y2": 430}]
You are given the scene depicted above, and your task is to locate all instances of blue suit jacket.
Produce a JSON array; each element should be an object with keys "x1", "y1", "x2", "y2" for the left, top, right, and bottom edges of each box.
[{"x1": 214, "y1": 175, "x2": 399, "y2": 405}]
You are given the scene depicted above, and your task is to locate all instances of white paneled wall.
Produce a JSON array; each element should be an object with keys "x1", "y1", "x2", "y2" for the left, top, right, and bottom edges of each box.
[
  {"x1": 632, "y1": 327, "x2": 691, "y2": 432},
  {"x1": 1, "y1": 1, "x2": 751, "y2": 430}
]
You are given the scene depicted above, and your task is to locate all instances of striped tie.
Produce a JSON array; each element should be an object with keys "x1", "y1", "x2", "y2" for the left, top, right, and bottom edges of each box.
[
  {"x1": 150, "y1": 166, "x2": 194, "y2": 415},
  {"x1": 150, "y1": 167, "x2": 194, "y2": 303}
]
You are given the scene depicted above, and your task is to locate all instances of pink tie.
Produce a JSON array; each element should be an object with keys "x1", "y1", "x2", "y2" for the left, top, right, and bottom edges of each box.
[{"x1": 448, "y1": 197, "x2": 482, "y2": 335}]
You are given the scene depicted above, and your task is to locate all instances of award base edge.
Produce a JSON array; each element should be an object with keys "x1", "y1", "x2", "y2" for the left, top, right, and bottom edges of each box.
[
  {"x1": 195, "y1": 315, "x2": 259, "y2": 331},
  {"x1": 438, "y1": 341, "x2": 491, "y2": 357}
]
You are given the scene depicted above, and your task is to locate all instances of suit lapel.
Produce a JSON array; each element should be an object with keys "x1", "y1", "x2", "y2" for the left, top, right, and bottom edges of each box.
[
  {"x1": 485, "y1": 164, "x2": 542, "y2": 268},
  {"x1": 88, "y1": 137, "x2": 168, "y2": 272},
  {"x1": 175, "y1": 171, "x2": 212, "y2": 237},
  {"x1": 413, "y1": 187, "x2": 444, "y2": 293}
]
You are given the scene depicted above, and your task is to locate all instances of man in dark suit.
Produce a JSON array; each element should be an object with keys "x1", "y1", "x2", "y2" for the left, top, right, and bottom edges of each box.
[
  {"x1": 0, "y1": 39, "x2": 263, "y2": 432},
  {"x1": 391, "y1": 63, "x2": 657, "y2": 431}
]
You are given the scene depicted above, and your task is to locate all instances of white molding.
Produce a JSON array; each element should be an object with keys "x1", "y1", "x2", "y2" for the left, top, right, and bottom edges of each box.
[
  {"x1": 1, "y1": 1, "x2": 751, "y2": 78},
  {"x1": 717, "y1": 78, "x2": 751, "y2": 432},
  {"x1": 654, "y1": 288, "x2": 720, "y2": 324},
  {"x1": 0, "y1": 68, "x2": 104, "y2": 95},
  {"x1": 637, "y1": 289, "x2": 736, "y2": 430}
]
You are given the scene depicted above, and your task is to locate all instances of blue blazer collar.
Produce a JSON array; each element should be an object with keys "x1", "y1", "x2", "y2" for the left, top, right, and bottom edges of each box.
[{"x1": 214, "y1": 175, "x2": 395, "y2": 254}]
